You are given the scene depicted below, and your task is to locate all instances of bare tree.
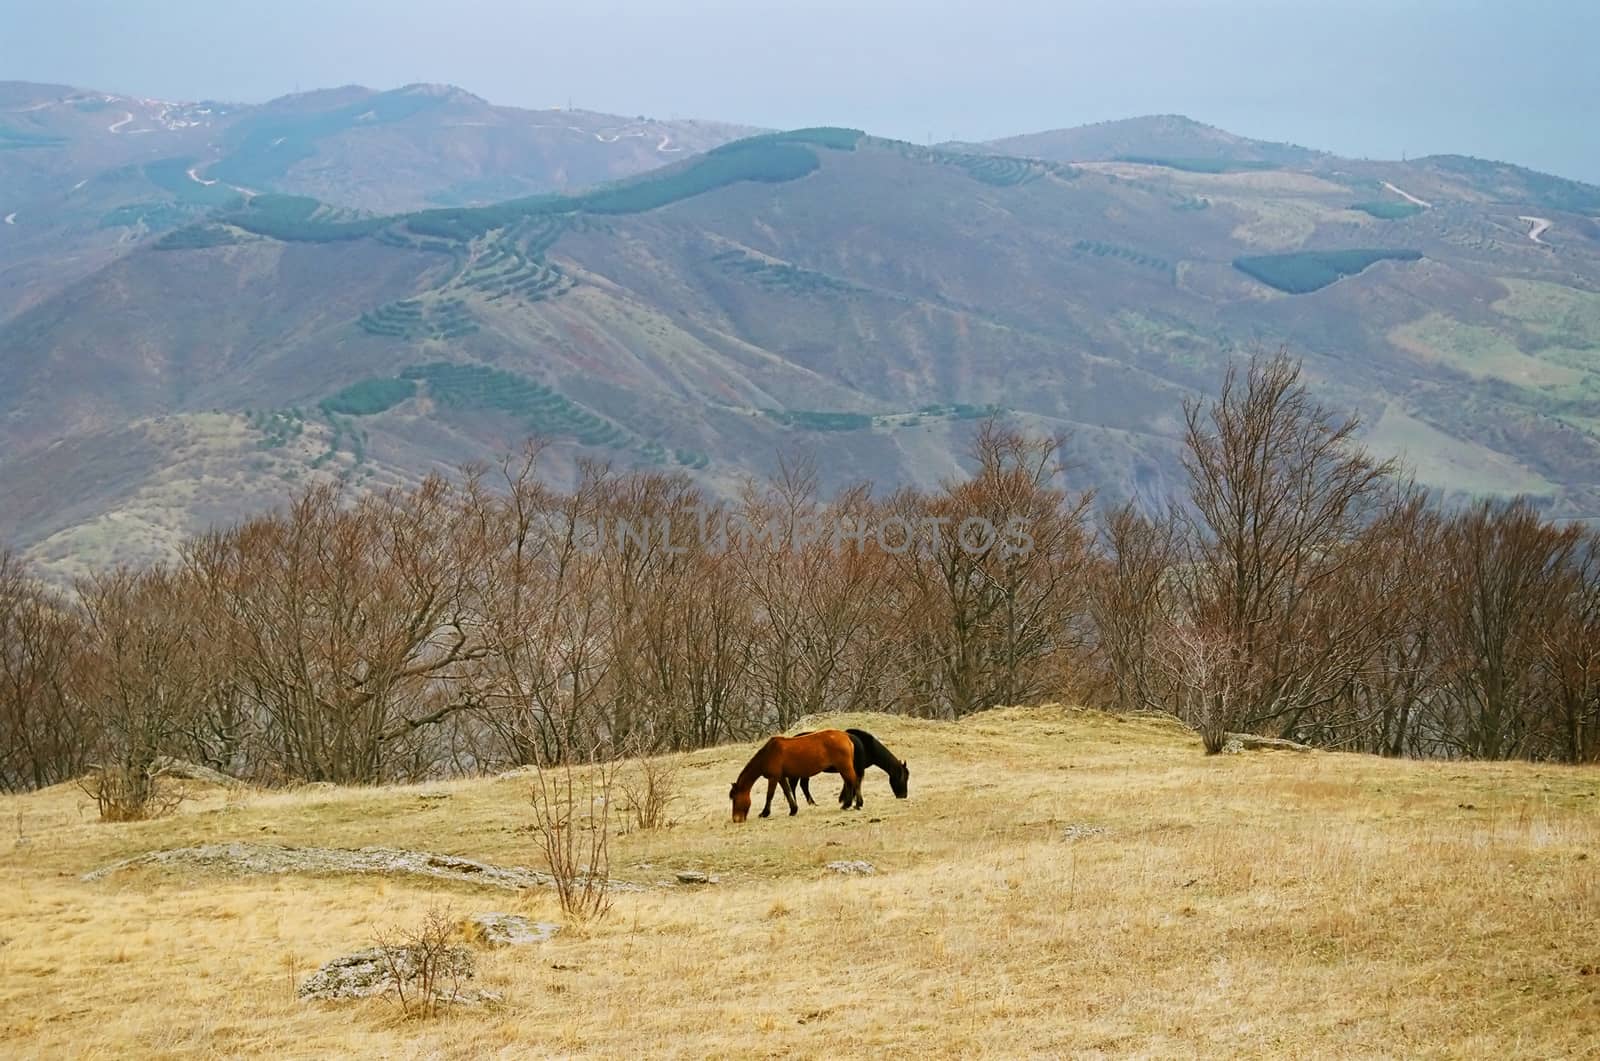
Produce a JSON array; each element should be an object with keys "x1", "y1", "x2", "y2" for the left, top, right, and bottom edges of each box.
[
  {"x1": 887, "y1": 422, "x2": 1095, "y2": 717},
  {"x1": 1431, "y1": 498, "x2": 1586, "y2": 760},
  {"x1": 186, "y1": 478, "x2": 486, "y2": 784},
  {"x1": 73, "y1": 567, "x2": 207, "y2": 819},
  {"x1": 1536, "y1": 528, "x2": 1600, "y2": 763},
  {"x1": 469, "y1": 448, "x2": 618, "y2": 766},
  {"x1": 1090, "y1": 503, "x2": 1182, "y2": 714},
  {"x1": 1177, "y1": 351, "x2": 1397, "y2": 747},
  {"x1": 0, "y1": 552, "x2": 91, "y2": 792}
]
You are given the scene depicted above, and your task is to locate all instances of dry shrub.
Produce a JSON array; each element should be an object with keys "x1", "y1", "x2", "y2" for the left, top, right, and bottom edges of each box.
[
  {"x1": 78, "y1": 764, "x2": 186, "y2": 822},
  {"x1": 617, "y1": 742, "x2": 682, "y2": 832},
  {"x1": 372, "y1": 906, "x2": 474, "y2": 1019},
  {"x1": 527, "y1": 747, "x2": 616, "y2": 922}
]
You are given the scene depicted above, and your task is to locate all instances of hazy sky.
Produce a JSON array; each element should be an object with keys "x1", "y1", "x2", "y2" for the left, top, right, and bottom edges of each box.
[{"x1": 6, "y1": 0, "x2": 1598, "y2": 182}]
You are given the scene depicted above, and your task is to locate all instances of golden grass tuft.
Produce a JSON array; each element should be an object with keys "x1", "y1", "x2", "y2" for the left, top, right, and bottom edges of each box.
[{"x1": 2, "y1": 705, "x2": 1597, "y2": 1057}]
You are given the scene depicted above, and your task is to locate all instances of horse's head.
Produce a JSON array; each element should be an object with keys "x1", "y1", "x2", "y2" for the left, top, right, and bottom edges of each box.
[
  {"x1": 730, "y1": 782, "x2": 751, "y2": 823},
  {"x1": 891, "y1": 759, "x2": 910, "y2": 799}
]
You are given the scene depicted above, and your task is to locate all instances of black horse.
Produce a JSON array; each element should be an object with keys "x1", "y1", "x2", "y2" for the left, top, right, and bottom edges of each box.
[{"x1": 788, "y1": 728, "x2": 909, "y2": 809}]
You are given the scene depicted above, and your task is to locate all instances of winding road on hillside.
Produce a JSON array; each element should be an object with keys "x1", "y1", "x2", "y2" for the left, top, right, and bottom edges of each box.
[
  {"x1": 186, "y1": 166, "x2": 217, "y2": 186},
  {"x1": 1381, "y1": 180, "x2": 1432, "y2": 208},
  {"x1": 1518, "y1": 215, "x2": 1553, "y2": 245},
  {"x1": 107, "y1": 112, "x2": 134, "y2": 133},
  {"x1": 531, "y1": 121, "x2": 682, "y2": 152}
]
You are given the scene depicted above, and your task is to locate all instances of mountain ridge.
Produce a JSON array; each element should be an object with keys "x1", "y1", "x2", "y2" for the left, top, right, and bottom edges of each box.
[{"x1": 4, "y1": 84, "x2": 1600, "y2": 576}]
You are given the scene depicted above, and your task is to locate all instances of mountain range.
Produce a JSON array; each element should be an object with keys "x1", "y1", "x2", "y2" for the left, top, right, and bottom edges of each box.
[{"x1": 2, "y1": 81, "x2": 1598, "y2": 577}]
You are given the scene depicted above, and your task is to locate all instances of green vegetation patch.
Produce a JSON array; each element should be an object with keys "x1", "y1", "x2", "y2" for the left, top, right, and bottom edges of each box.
[
  {"x1": 224, "y1": 193, "x2": 386, "y2": 243},
  {"x1": 403, "y1": 362, "x2": 629, "y2": 447},
  {"x1": 1493, "y1": 279, "x2": 1600, "y2": 354},
  {"x1": 763, "y1": 409, "x2": 873, "y2": 432},
  {"x1": 1351, "y1": 201, "x2": 1424, "y2": 220},
  {"x1": 728, "y1": 127, "x2": 864, "y2": 151},
  {"x1": 1115, "y1": 156, "x2": 1278, "y2": 174},
  {"x1": 1234, "y1": 249, "x2": 1422, "y2": 293},
  {"x1": 1392, "y1": 312, "x2": 1583, "y2": 388},
  {"x1": 456, "y1": 222, "x2": 572, "y2": 304},
  {"x1": 878, "y1": 139, "x2": 1065, "y2": 186},
  {"x1": 153, "y1": 225, "x2": 242, "y2": 250},
  {"x1": 403, "y1": 130, "x2": 849, "y2": 243},
  {"x1": 248, "y1": 408, "x2": 307, "y2": 449},
  {"x1": 319, "y1": 378, "x2": 418, "y2": 417},
  {"x1": 0, "y1": 125, "x2": 66, "y2": 150},
  {"x1": 1073, "y1": 240, "x2": 1173, "y2": 277},
  {"x1": 358, "y1": 298, "x2": 478, "y2": 340},
  {"x1": 917, "y1": 403, "x2": 1002, "y2": 421},
  {"x1": 710, "y1": 250, "x2": 859, "y2": 295}
]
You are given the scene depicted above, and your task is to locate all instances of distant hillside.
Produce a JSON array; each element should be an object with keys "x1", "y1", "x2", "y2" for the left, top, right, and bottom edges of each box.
[
  {"x1": 0, "y1": 80, "x2": 755, "y2": 321},
  {"x1": 980, "y1": 114, "x2": 1325, "y2": 167},
  {"x1": 4, "y1": 95, "x2": 1600, "y2": 574}
]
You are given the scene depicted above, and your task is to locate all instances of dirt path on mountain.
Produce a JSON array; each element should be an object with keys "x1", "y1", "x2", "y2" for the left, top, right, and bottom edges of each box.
[
  {"x1": 1518, "y1": 215, "x2": 1553, "y2": 244},
  {"x1": 1382, "y1": 180, "x2": 1432, "y2": 208},
  {"x1": 107, "y1": 112, "x2": 133, "y2": 133}
]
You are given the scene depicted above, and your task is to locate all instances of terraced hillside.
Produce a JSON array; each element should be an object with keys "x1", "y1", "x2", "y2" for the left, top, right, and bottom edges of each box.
[
  {"x1": 0, "y1": 80, "x2": 754, "y2": 321},
  {"x1": 4, "y1": 108, "x2": 1600, "y2": 573},
  {"x1": 1, "y1": 707, "x2": 1596, "y2": 1056}
]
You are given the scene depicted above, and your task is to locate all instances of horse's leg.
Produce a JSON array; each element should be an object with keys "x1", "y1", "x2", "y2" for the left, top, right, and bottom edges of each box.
[
  {"x1": 782, "y1": 776, "x2": 799, "y2": 816},
  {"x1": 798, "y1": 776, "x2": 816, "y2": 805},
  {"x1": 760, "y1": 777, "x2": 779, "y2": 818},
  {"x1": 839, "y1": 762, "x2": 861, "y2": 810}
]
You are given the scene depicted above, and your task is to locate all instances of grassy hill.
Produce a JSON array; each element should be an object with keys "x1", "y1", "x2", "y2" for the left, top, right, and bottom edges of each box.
[
  {"x1": 5, "y1": 101, "x2": 1600, "y2": 571},
  {"x1": 1, "y1": 705, "x2": 1596, "y2": 1056}
]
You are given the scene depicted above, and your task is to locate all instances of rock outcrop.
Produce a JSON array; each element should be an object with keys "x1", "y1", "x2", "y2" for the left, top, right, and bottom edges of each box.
[{"x1": 82, "y1": 842, "x2": 646, "y2": 892}]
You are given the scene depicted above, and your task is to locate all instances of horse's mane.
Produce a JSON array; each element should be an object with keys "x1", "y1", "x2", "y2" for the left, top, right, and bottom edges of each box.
[
  {"x1": 734, "y1": 736, "x2": 779, "y2": 790},
  {"x1": 846, "y1": 727, "x2": 899, "y2": 769}
]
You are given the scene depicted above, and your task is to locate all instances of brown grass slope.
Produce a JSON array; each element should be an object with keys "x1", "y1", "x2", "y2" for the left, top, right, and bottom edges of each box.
[{"x1": 1, "y1": 706, "x2": 1596, "y2": 1057}]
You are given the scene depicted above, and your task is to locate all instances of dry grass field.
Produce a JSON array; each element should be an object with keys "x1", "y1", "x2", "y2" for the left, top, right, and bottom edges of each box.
[{"x1": 2, "y1": 706, "x2": 1597, "y2": 1059}]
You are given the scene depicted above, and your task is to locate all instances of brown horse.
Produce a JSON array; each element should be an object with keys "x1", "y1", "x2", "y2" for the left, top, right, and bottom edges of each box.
[{"x1": 729, "y1": 729, "x2": 859, "y2": 823}]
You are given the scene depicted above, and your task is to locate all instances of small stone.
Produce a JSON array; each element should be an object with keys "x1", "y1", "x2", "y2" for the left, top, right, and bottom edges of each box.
[
  {"x1": 461, "y1": 913, "x2": 560, "y2": 948},
  {"x1": 675, "y1": 870, "x2": 718, "y2": 885},
  {"x1": 825, "y1": 860, "x2": 875, "y2": 875},
  {"x1": 1060, "y1": 824, "x2": 1109, "y2": 842}
]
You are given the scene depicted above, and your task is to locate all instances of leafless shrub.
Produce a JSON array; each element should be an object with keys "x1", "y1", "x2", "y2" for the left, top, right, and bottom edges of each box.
[
  {"x1": 527, "y1": 745, "x2": 616, "y2": 922},
  {"x1": 1157, "y1": 620, "x2": 1248, "y2": 754},
  {"x1": 371, "y1": 906, "x2": 474, "y2": 1019},
  {"x1": 78, "y1": 763, "x2": 187, "y2": 822},
  {"x1": 617, "y1": 740, "x2": 682, "y2": 832}
]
